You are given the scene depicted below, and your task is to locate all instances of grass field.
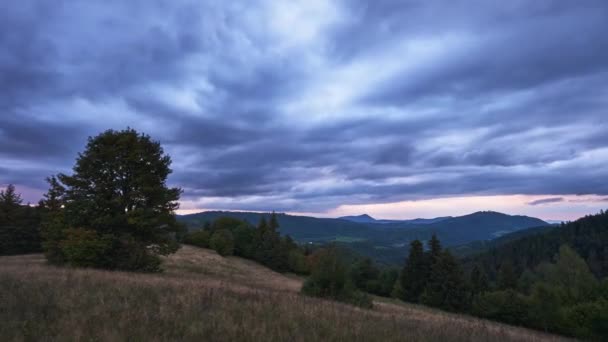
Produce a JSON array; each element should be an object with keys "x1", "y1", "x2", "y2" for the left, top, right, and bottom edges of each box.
[{"x1": 0, "y1": 246, "x2": 571, "y2": 341}]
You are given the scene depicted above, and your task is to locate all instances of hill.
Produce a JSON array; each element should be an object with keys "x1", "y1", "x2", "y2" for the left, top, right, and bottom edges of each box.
[
  {"x1": 178, "y1": 211, "x2": 548, "y2": 265},
  {"x1": 465, "y1": 210, "x2": 608, "y2": 279},
  {"x1": 338, "y1": 214, "x2": 378, "y2": 223},
  {"x1": 0, "y1": 246, "x2": 568, "y2": 341}
]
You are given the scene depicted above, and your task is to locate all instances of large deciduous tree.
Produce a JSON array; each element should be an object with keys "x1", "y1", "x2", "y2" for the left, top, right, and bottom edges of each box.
[{"x1": 42, "y1": 128, "x2": 182, "y2": 271}]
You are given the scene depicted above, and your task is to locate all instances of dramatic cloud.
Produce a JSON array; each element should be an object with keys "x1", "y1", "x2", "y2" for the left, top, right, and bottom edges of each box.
[
  {"x1": 1, "y1": 1, "x2": 607, "y2": 219},
  {"x1": 528, "y1": 197, "x2": 564, "y2": 206}
]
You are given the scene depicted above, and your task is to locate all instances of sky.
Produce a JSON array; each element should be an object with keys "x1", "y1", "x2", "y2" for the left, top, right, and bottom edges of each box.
[{"x1": 1, "y1": 1, "x2": 608, "y2": 221}]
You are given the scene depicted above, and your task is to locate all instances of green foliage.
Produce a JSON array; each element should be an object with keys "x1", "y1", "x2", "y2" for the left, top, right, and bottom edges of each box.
[
  {"x1": 183, "y1": 214, "x2": 308, "y2": 274},
  {"x1": 465, "y1": 210, "x2": 608, "y2": 281},
  {"x1": 536, "y1": 245, "x2": 598, "y2": 303},
  {"x1": 472, "y1": 290, "x2": 529, "y2": 326},
  {"x1": 470, "y1": 242, "x2": 608, "y2": 340},
  {"x1": 40, "y1": 177, "x2": 67, "y2": 264},
  {"x1": 60, "y1": 228, "x2": 113, "y2": 268},
  {"x1": 469, "y1": 264, "x2": 490, "y2": 294},
  {"x1": 209, "y1": 229, "x2": 235, "y2": 256},
  {"x1": 183, "y1": 230, "x2": 211, "y2": 248},
  {"x1": 527, "y1": 282, "x2": 565, "y2": 332},
  {"x1": 287, "y1": 248, "x2": 309, "y2": 274},
  {"x1": 399, "y1": 239, "x2": 428, "y2": 302},
  {"x1": 421, "y1": 250, "x2": 469, "y2": 312},
  {"x1": 301, "y1": 248, "x2": 372, "y2": 308},
  {"x1": 41, "y1": 128, "x2": 182, "y2": 271},
  {"x1": 0, "y1": 184, "x2": 42, "y2": 256},
  {"x1": 497, "y1": 262, "x2": 518, "y2": 290}
]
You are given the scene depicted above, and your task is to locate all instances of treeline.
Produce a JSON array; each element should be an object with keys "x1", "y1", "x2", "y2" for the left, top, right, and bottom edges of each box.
[
  {"x1": 184, "y1": 215, "x2": 395, "y2": 308},
  {"x1": 0, "y1": 184, "x2": 42, "y2": 255},
  {"x1": 466, "y1": 210, "x2": 608, "y2": 279},
  {"x1": 184, "y1": 213, "x2": 308, "y2": 274},
  {"x1": 391, "y1": 217, "x2": 608, "y2": 340}
]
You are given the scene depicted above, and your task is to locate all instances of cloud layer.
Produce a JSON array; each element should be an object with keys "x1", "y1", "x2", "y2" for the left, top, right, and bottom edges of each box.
[{"x1": 1, "y1": 1, "x2": 608, "y2": 217}]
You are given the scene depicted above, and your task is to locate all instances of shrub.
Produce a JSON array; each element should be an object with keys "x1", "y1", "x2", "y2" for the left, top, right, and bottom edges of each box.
[
  {"x1": 301, "y1": 248, "x2": 372, "y2": 308},
  {"x1": 472, "y1": 289, "x2": 529, "y2": 326},
  {"x1": 184, "y1": 230, "x2": 211, "y2": 248},
  {"x1": 209, "y1": 229, "x2": 234, "y2": 256},
  {"x1": 60, "y1": 228, "x2": 112, "y2": 268}
]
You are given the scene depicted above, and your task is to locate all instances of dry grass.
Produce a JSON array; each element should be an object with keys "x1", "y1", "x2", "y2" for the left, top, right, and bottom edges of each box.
[{"x1": 0, "y1": 246, "x2": 572, "y2": 342}]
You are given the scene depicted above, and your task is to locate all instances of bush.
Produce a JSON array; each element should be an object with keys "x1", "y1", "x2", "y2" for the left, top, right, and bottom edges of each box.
[
  {"x1": 209, "y1": 229, "x2": 234, "y2": 256},
  {"x1": 561, "y1": 299, "x2": 608, "y2": 339},
  {"x1": 288, "y1": 249, "x2": 309, "y2": 274},
  {"x1": 472, "y1": 290, "x2": 529, "y2": 326},
  {"x1": 60, "y1": 228, "x2": 112, "y2": 268},
  {"x1": 184, "y1": 230, "x2": 211, "y2": 248},
  {"x1": 301, "y1": 248, "x2": 372, "y2": 308}
]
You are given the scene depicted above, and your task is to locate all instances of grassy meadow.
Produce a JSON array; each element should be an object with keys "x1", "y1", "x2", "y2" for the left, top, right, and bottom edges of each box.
[{"x1": 0, "y1": 246, "x2": 571, "y2": 342}]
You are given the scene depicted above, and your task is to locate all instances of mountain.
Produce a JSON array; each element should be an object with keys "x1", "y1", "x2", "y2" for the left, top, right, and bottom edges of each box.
[
  {"x1": 464, "y1": 210, "x2": 608, "y2": 279},
  {"x1": 178, "y1": 211, "x2": 378, "y2": 241},
  {"x1": 338, "y1": 214, "x2": 452, "y2": 225},
  {"x1": 179, "y1": 210, "x2": 549, "y2": 265},
  {"x1": 451, "y1": 225, "x2": 556, "y2": 257},
  {"x1": 338, "y1": 214, "x2": 377, "y2": 223}
]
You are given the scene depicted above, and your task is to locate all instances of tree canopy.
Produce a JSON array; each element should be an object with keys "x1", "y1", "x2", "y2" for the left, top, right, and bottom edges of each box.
[{"x1": 42, "y1": 128, "x2": 182, "y2": 271}]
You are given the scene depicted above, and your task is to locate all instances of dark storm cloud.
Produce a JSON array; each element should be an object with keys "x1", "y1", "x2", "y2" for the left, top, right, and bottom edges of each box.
[
  {"x1": 1, "y1": 0, "x2": 608, "y2": 212},
  {"x1": 528, "y1": 197, "x2": 565, "y2": 206}
]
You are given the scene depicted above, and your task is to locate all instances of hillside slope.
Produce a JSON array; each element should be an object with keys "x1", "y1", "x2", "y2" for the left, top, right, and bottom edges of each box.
[
  {"x1": 465, "y1": 210, "x2": 608, "y2": 279},
  {"x1": 0, "y1": 246, "x2": 569, "y2": 341},
  {"x1": 179, "y1": 211, "x2": 548, "y2": 265}
]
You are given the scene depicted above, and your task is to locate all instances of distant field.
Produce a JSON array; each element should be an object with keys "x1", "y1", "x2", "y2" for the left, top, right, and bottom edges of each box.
[
  {"x1": 0, "y1": 246, "x2": 570, "y2": 342},
  {"x1": 333, "y1": 236, "x2": 366, "y2": 243}
]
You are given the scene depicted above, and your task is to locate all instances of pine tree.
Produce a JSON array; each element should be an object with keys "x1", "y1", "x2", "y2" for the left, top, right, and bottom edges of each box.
[
  {"x1": 400, "y1": 240, "x2": 428, "y2": 302},
  {"x1": 428, "y1": 234, "x2": 442, "y2": 263},
  {"x1": 498, "y1": 262, "x2": 518, "y2": 290},
  {"x1": 421, "y1": 250, "x2": 468, "y2": 311},
  {"x1": 40, "y1": 176, "x2": 67, "y2": 263},
  {"x1": 269, "y1": 211, "x2": 279, "y2": 232},
  {"x1": 470, "y1": 264, "x2": 490, "y2": 295},
  {"x1": 0, "y1": 184, "x2": 23, "y2": 224}
]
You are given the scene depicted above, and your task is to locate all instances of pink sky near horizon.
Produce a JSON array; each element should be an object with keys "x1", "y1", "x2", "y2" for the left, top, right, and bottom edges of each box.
[
  {"x1": 176, "y1": 194, "x2": 608, "y2": 222},
  {"x1": 6, "y1": 183, "x2": 606, "y2": 222}
]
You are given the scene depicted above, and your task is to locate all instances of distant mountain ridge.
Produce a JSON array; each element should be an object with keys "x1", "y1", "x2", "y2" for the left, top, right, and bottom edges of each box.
[
  {"x1": 338, "y1": 214, "x2": 452, "y2": 225},
  {"x1": 178, "y1": 210, "x2": 549, "y2": 264}
]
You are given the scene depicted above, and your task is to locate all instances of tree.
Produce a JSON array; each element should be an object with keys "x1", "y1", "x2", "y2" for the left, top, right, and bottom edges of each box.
[
  {"x1": 301, "y1": 247, "x2": 372, "y2": 308},
  {"x1": 421, "y1": 250, "x2": 469, "y2": 311},
  {"x1": 400, "y1": 240, "x2": 428, "y2": 302},
  {"x1": 43, "y1": 128, "x2": 182, "y2": 271},
  {"x1": 269, "y1": 211, "x2": 279, "y2": 233},
  {"x1": 470, "y1": 264, "x2": 490, "y2": 295},
  {"x1": 40, "y1": 176, "x2": 67, "y2": 263},
  {"x1": 0, "y1": 184, "x2": 42, "y2": 256},
  {"x1": 0, "y1": 184, "x2": 22, "y2": 223},
  {"x1": 350, "y1": 258, "x2": 380, "y2": 292},
  {"x1": 538, "y1": 245, "x2": 598, "y2": 303},
  {"x1": 428, "y1": 234, "x2": 442, "y2": 262},
  {"x1": 209, "y1": 229, "x2": 235, "y2": 256},
  {"x1": 497, "y1": 262, "x2": 517, "y2": 290},
  {"x1": 472, "y1": 289, "x2": 529, "y2": 326}
]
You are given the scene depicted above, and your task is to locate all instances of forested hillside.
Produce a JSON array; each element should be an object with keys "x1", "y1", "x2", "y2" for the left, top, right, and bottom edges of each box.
[{"x1": 465, "y1": 210, "x2": 608, "y2": 279}]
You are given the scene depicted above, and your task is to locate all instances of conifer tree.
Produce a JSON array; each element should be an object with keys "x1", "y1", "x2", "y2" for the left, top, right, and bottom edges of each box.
[
  {"x1": 0, "y1": 184, "x2": 22, "y2": 224},
  {"x1": 400, "y1": 239, "x2": 428, "y2": 302},
  {"x1": 498, "y1": 262, "x2": 518, "y2": 290},
  {"x1": 421, "y1": 249, "x2": 468, "y2": 311},
  {"x1": 428, "y1": 234, "x2": 442, "y2": 263},
  {"x1": 470, "y1": 264, "x2": 490, "y2": 294}
]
